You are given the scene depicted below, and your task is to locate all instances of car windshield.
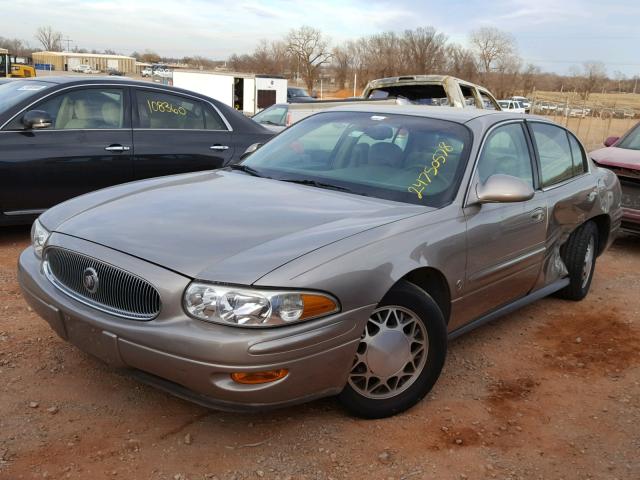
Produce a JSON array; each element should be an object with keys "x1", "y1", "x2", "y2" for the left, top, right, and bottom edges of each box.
[
  {"x1": 617, "y1": 124, "x2": 640, "y2": 150},
  {"x1": 253, "y1": 105, "x2": 288, "y2": 126},
  {"x1": 0, "y1": 80, "x2": 50, "y2": 112},
  {"x1": 289, "y1": 88, "x2": 310, "y2": 97},
  {"x1": 240, "y1": 111, "x2": 472, "y2": 207}
]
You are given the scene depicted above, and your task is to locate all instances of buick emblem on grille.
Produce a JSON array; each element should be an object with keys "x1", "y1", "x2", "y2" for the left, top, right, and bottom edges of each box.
[{"x1": 82, "y1": 267, "x2": 99, "y2": 294}]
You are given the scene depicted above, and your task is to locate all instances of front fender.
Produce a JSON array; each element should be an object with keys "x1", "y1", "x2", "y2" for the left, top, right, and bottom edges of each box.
[{"x1": 254, "y1": 205, "x2": 466, "y2": 314}]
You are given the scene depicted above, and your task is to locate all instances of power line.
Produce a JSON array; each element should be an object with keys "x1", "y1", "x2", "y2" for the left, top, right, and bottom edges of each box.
[{"x1": 62, "y1": 36, "x2": 73, "y2": 52}]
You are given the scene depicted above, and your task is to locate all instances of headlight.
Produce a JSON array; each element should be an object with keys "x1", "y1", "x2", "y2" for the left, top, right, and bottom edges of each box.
[
  {"x1": 183, "y1": 283, "x2": 339, "y2": 327},
  {"x1": 31, "y1": 219, "x2": 50, "y2": 259}
]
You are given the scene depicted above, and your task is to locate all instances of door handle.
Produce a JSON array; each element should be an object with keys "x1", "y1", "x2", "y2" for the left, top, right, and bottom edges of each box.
[
  {"x1": 587, "y1": 189, "x2": 598, "y2": 202},
  {"x1": 530, "y1": 208, "x2": 545, "y2": 222},
  {"x1": 210, "y1": 145, "x2": 230, "y2": 151},
  {"x1": 105, "y1": 145, "x2": 131, "y2": 152}
]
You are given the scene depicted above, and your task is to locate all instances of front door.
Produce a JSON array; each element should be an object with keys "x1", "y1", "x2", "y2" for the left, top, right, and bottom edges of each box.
[
  {"x1": 457, "y1": 121, "x2": 547, "y2": 326},
  {"x1": 0, "y1": 86, "x2": 133, "y2": 215},
  {"x1": 131, "y1": 88, "x2": 233, "y2": 180}
]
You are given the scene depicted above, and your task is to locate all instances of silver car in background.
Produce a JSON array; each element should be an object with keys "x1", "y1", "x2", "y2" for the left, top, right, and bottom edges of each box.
[{"x1": 19, "y1": 106, "x2": 622, "y2": 418}]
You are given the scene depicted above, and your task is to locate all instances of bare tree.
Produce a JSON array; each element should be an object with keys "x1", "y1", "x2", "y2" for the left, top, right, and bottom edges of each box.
[
  {"x1": 140, "y1": 50, "x2": 161, "y2": 64},
  {"x1": 332, "y1": 46, "x2": 351, "y2": 90},
  {"x1": 35, "y1": 26, "x2": 62, "y2": 52},
  {"x1": 469, "y1": 27, "x2": 516, "y2": 74},
  {"x1": 521, "y1": 63, "x2": 541, "y2": 96},
  {"x1": 400, "y1": 27, "x2": 447, "y2": 74},
  {"x1": 579, "y1": 61, "x2": 607, "y2": 99},
  {"x1": 445, "y1": 43, "x2": 477, "y2": 82},
  {"x1": 286, "y1": 26, "x2": 332, "y2": 92},
  {"x1": 0, "y1": 37, "x2": 35, "y2": 58}
]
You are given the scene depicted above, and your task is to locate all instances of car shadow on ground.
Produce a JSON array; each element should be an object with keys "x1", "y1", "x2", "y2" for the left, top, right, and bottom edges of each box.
[{"x1": 0, "y1": 225, "x2": 30, "y2": 246}]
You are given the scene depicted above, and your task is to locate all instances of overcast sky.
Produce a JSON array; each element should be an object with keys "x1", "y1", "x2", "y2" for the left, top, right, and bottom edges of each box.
[{"x1": 1, "y1": 0, "x2": 639, "y2": 76}]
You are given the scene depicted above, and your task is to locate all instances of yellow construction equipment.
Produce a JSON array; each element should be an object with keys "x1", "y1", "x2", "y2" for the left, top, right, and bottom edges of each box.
[{"x1": 0, "y1": 48, "x2": 36, "y2": 78}]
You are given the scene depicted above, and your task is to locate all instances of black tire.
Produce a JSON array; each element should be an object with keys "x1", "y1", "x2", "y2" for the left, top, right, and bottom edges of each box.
[
  {"x1": 557, "y1": 222, "x2": 598, "y2": 301},
  {"x1": 338, "y1": 280, "x2": 447, "y2": 419}
]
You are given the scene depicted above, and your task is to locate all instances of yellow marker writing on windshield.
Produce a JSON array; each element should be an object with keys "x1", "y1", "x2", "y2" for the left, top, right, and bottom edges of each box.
[{"x1": 408, "y1": 142, "x2": 454, "y2": 199}]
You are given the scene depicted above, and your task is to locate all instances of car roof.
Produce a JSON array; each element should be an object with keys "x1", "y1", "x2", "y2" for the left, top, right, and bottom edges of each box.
[
  {"x1": 14, "y1": 76, "x2": 153, "y2": 86},
  {"x1": 8, "y1": 76, "x2": 227, "y2": 102},
  {"x1": 318, "y1": 104, "x2": 535, "y2": 124}
]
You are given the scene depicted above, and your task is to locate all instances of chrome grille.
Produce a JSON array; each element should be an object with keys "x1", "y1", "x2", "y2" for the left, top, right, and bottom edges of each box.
[{"x1": 44, "y1": 247, "x2": 161, "y2": 320}]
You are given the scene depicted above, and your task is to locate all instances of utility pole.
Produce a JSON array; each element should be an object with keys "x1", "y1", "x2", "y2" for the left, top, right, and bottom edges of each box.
[
  {"x1": 63, "y1": 37, "x2": 73, "y2": 52},
  {"x1": 634, "y1": 76, "x2": 638, "y2": 94}
]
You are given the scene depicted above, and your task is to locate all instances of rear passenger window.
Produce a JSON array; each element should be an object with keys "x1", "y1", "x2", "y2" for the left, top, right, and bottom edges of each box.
[
  {"x1": 530, "y1": 123, "x2": 574, "y2": 187},
  {"x1": 459, "y1": 85, "x2": 477, "y2": 108},
  {"x1": 568, "y1": 133, "x2": 587, "y2": 175},
  {"x1": 136, "y1": 90, "x2": 226, "y2": 130},
  {"x1": 477, "y1": 123, "x2": 533, "y2": 186}
]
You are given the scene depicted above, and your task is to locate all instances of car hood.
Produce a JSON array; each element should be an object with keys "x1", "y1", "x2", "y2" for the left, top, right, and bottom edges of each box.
[
  {"x1": 590, "y1": 146, "x2": 640, "y2": 170},
  {"x1": 44, "y1": 171, "x2": 427, "y2": 284}
]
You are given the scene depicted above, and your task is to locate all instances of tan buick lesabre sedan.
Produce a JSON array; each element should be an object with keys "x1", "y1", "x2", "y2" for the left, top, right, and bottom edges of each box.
[{"x1": 19, "y1": 106, "x2": 622, "y2": 418}]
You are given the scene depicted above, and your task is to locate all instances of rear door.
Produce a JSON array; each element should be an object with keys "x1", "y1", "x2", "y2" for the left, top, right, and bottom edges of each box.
[
  {"x1": 131, "y1": 87, "x2": 233, "y2": 180},
  {"x1": 460, "y1": 121, "x2": 548, "y2": 324},
  {"x1": 0, "y1": 85, "x2": 133, "y2": 215}
]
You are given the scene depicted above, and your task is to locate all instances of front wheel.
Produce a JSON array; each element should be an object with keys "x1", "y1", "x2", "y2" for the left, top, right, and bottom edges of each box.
[{"x1": 339, "y1": 280, "x2": 447, "y2": 419}]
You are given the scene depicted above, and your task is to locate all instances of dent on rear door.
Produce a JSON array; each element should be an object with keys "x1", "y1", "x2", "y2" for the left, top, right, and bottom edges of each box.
[{"x1": 533, "y1": 174, "x2": 605, "y2": 290}]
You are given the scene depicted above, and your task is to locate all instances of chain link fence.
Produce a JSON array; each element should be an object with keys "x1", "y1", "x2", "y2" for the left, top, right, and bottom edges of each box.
[{"x1": 528, "y1": 93, "x2": 639, "y2": 151}]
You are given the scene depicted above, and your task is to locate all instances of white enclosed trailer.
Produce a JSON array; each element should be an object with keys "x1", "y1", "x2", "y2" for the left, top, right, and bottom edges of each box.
[{"x1": 172, "y1": 71, "x2": 287, "y2": 115}]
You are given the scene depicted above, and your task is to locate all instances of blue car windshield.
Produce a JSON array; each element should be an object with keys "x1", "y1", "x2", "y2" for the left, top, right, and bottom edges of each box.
[
  {"x1": 0, "y1": 80, "x2": 51, "y2": 112},
  {"x1": 241, "y1": 111, "x2": 473, "y2": 207}
]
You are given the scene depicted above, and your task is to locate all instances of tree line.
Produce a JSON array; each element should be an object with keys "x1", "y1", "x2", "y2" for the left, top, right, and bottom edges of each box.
[
  {"x1": 228, "y1": 26, "x2": 638, "y2": 100},
  {"x1": 2, "y1": 25, "x2": 638, "y2": 99}
]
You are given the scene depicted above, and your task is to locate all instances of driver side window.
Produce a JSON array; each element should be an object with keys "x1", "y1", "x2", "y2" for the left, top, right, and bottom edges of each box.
[
  {"x1": 7, "y1": 88, "x2": 125, "y2": 130},
  {"x1": 477, "y1": 123, "x2": 534, "y2": 186}
]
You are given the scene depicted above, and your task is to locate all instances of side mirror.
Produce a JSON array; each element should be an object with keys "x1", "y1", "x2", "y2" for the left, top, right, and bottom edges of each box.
[
  {"x1": 22, "y1": 110, "x2": 53, "y2": 130},
  {"x1": 476, "y1": 174, "x2": 534, "y2": 204},
  {"x1": 604, "y1": 136, "x2": 619, "y2": 147},
  {"x1": 240, "y1": 143, "x2": 262, "y2": 160}
]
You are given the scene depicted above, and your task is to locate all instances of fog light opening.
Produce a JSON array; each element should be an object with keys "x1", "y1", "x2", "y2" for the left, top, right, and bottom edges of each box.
[{"x1": 231, "y1": 369, "x2": 289, "y2": 384}]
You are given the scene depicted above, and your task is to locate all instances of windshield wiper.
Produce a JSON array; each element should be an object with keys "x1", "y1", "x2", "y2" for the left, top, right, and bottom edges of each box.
[
  {"x1": 280, "y1": 178, "x2": 356, "y2": 194},
  {"x1": 259, "y1": 120, "x2": 282, "y2": 126},
  {"x1": 227, "y1": 164, "x2": 267, "y2": 178}
]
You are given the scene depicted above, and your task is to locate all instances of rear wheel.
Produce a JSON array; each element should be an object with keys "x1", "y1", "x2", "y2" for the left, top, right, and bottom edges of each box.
[
  {"x1": 339, "y1": 280, "x2": 447, "y2": 418},
  {"x1": 557, "y1": 222, "x2": 598, "y2": 301}
]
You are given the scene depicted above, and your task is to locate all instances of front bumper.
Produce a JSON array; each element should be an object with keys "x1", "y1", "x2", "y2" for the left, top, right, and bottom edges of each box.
[{"x1": 18, "y1": 234, "x2": 373, "y2": 411}]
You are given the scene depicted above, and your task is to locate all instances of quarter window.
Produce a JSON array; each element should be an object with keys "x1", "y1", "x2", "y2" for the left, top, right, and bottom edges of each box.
[
  {"x1": 477, "y1": 123, "x2": 534, "y2": 187},
  {"x1": 136, "y1": 90, "x2": 226, "y2": 130},
  {"x1": 9, "y1": 88, "x2": 125, "y2": 130},
  {"x1": 478, "y1": 90, "x2": 499, "y2": 110},
  {"x1": 567, "y1": 133, "x2": 587, "y2": 175},
  {"x1": 530, "y1": 123, "x2": 575, "y2": 187}
]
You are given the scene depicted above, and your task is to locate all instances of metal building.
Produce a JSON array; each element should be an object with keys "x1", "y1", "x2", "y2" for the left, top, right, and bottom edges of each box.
[{"x1": 31, "y1": 52, "x2": 136, "y2": 73}]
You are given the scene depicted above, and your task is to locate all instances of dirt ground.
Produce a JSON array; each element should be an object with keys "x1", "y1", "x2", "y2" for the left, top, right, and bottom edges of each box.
[{"x1": 0, "y1": 227, "x2": 639, "y2": 480}]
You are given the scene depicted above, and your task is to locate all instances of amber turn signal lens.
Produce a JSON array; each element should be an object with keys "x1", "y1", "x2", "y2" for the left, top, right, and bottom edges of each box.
[
  {"x1": 300, "y1": 294, "x2": 338, "y2": 320},
  {"x1": 231, "y1": 369, "x2": 289, "y2": 384}
]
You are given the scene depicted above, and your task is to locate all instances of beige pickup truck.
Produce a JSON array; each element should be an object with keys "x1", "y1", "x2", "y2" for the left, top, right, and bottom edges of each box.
[
  {"x1": 253, "y1": 75, "x2": 501, "y2": 132},
  {"x1": 362, "y1": 75, "x2": 501, "y2": 110}
]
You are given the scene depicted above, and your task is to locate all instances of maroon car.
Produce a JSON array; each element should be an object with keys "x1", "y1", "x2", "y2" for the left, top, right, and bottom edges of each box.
[{"x1": 590, "y1": 123, "x2": 640, "y2": 234}]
